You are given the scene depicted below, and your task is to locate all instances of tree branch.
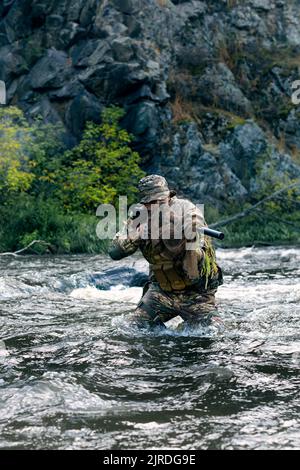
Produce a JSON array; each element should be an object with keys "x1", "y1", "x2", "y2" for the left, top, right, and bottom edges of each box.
[
  {"x1": 0, "y1": 240, "x2": 52, "y2": 257},
  {"x1": 210, "y1": 181, "x2": 300, "y2": 229}
]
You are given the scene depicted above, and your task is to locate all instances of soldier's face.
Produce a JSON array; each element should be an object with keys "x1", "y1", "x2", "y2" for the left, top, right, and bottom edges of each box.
[{"x1": 144, "y1": 197, "x2": 170, "y2": 209}]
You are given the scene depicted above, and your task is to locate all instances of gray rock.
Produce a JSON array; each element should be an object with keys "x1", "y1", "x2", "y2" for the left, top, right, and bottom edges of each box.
[
  {"x1": 46, "y1": 14, "x2": 64, "y2": 29},
  {"x1": 0, "y1": 46, "x2": 28, "y2": 82},
  {"x1": 250, "y1": 0, "x2": 272, "y2": 11},
  {"x1": 91, "y1": 266, "x2": 148, "y2": 290},
  {"x1": 126, "y1": 101, "x2": 159, "y2": 136},
  {"x1": 29, "y1": 49, "x2": 72, "y2": 89},
  {"x1": 123, "y1": 14, "x2": 142, "y2": 38},
  {"x1": 279, "y1": 109, "x2": 300, "y2": 149},
  {"x1": 79, "y1": 62, "x2": 150, "y2": 99},
  {"x1": 6, "y1": 77, "x2": 19, "y2": 102},
  {"x1": 26, "y1": 97, "x2": 63, "y2": 125},
  {"x1": 284, "y1": 3, "x2": 300, "y2": 46},
  {"x1": 160, "y1": 122, "x2": 248, "y2": 207},
  {"x1": 49, "y1": 80, "x2": 84, "y2": 100},
  {"x1": 65, "y1": 91, "x2": 103, "y2": 136},
  {"x1": 200, "y1": 63, "x2": 251, "y2": 113},
  {"x1": 71, "y1": 39, "x2": 112, "y2": 67},
  {"x1": 0, "y1": 0, "x2": 15, "y2": 18},
  {"x1": 230, "y1": 6, "x2": 262, "y2": 31},
  {"x1": 124, "y1": 83, "x2": 169, "y2": 105},
  {"x1": 1, "y1": 2, "x2": 29, "y2": 43},
  {"x1": 79, "y1": 0, "x2": 97, "y2": 27},
  {"x1": 123, "y1": 100, "x2": 161, "y2": 162},
  {"x1": 58, "y1": 22, "x2": 85, "y2": 48},
  {"x1": 112, "y1": 37, "x2": 134, "y2": 63},
  {"x1": 220, "y1": 121, "x2": 267, "y2": 188},
  {"x1": 198, "y1": 63, "x2": 253, "y2": 115},
  {"x1": 67, "y1": 0, "x2": 86, "y2": 22},
  {"x1": 111, "y1": 0, "x2": 141, "y2": 15},
  {"x1": 176, "y1": 0, "x2": 206, "y2": 20}
]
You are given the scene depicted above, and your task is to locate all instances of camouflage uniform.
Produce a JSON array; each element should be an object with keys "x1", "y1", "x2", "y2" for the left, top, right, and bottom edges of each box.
[
  {"x1": 132, "y1": 282, "x2": 220, "y2": 328},
  {"x1": 109, "y1": 175, "x2": 223, "y2": 328}
]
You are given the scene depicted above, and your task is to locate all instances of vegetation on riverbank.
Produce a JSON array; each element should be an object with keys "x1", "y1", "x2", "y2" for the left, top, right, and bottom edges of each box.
[
  {"x1": 214, "y1": 214, "x2": 300, "y2": 248},
  {"x1": 205, "y1": 181, "x2": 300, "y2": 248},
  {"x1": 0, "y1": 106, "x2": 144, "y2": 254}
]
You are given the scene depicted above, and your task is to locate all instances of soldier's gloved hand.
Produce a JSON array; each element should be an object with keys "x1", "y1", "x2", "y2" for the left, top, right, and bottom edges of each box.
[
  {"x1": 127, "y1": 203, "x2": 148, "y2": 242},
  {"x1": 127, "y1": 220, "x2": 144, "y2": 243},
  {"x1": 128, "y1": 203, "x2": 147, "y2": 221}
]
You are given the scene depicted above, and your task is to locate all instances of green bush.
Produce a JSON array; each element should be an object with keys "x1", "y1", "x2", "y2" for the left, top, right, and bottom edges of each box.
[
  {"x1": 0, "y1": 105, "x2": 145, "y2": 253},
  {"x1": 0, "y1": 107, "x2": 35, "y2": 202},
  {"x1": 0, "y1": 195, "x2": 108, "y2": 254},
  {"x1": 54, "y1": 106, "x2": 145, "y2": 212}
]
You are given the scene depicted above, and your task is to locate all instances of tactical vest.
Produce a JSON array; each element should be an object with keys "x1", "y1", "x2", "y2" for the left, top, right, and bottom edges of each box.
[{"x1": 141, "y1": 239, "x2": 201, "y2": 292}]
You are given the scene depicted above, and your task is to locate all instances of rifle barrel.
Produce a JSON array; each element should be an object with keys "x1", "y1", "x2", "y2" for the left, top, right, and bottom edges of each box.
[{"x1": 201, "y1": 228, "x2": 225, "y2": 240}]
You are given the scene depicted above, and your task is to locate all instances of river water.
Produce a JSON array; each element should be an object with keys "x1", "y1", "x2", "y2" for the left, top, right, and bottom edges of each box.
[{"x1": 0, "y1": 247, "x2": 299, "y2": 450}]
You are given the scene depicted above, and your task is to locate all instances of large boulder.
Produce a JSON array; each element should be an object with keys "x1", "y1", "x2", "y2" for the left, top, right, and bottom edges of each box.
[
  {"x1": 0, "y1": 46, "x2": 27, "y2": 82},
  {"x1": 29, "y1": 49, "x2": 72, "y2": 90},
  {"x1": 91, "y1": 266, "x2": 148, "y2": 289},
  {"x1": 219, "y1": 122, "x2": 267, "y2": 189},
  {"x1": 65, "y1": 90, "x2": 103, "y2": 136},
  {"x1": 197, "y1": 63, "x2": 253, "y2": 116}
]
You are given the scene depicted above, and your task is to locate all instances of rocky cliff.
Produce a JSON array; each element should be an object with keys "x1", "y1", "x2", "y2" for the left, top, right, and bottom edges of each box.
[{"x1": 1, "y1": 0, "x2": 300, "y2": 209}]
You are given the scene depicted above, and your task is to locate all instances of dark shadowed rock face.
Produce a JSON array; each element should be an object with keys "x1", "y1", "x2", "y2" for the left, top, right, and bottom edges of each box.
[{"x1": 1, "y1": 0, "x2": 300, "y2": 208}]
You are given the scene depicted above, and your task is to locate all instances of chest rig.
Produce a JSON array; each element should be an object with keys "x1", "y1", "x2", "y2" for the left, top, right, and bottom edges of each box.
[{"x1": 141, "y1": 238, "x2": 196, "y2": 292}]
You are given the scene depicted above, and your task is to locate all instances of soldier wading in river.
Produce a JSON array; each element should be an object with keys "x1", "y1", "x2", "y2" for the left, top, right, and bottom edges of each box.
[{"x1": 109, "y1": 175, "x2": 223, "y2": 329}]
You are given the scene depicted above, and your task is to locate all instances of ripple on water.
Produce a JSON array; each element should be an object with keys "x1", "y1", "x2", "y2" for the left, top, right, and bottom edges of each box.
[{"x1": 0, "y1": 247, "x2": 299, "y2": 449}]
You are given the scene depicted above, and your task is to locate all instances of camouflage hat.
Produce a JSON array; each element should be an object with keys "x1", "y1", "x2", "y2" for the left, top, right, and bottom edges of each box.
[{"x1": 138, "y1": 175, "x2": 170, "y2": 203}]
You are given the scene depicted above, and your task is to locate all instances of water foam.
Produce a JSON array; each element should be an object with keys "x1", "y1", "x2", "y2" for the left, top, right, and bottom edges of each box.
[{"x1": 70, "y1": 285, "x2": 142, "y2": 304}]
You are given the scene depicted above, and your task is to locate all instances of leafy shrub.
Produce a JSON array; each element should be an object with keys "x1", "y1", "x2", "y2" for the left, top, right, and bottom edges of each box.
[
  {"x1": 0, "y1": 107, "x2": 35, "y2": 202},
  {"x1": 53, "y1": 106, "x2": 145, "y2": 212},
  {"x1": 0, "y1": 195, "x2": 108, "y2": 253},
  {"x1": 0, "y1": 105, "x2": 145, "y2": 253}
]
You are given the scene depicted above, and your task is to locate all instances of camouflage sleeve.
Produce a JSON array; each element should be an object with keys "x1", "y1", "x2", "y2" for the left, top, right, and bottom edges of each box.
[
  {"x1": 182, "y1": 200, "x2": 206, "y2": 245},
  {"x1": 108, "y1": 218, "x2": 141, "y2": 261},
  {"x1": 182, "y1": 201, "x2": 206, "y2": 280}
]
